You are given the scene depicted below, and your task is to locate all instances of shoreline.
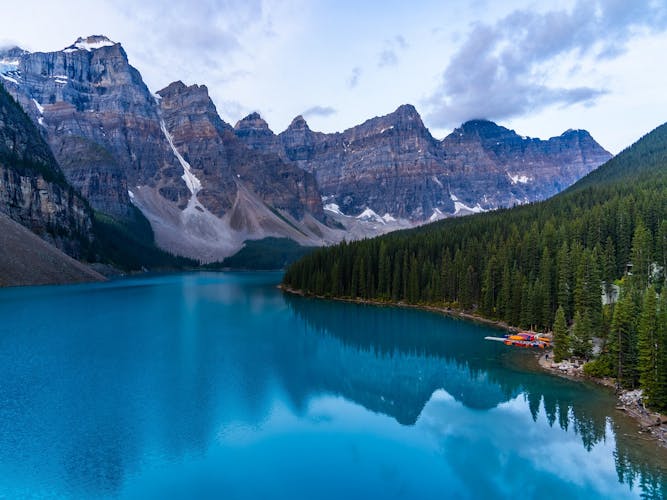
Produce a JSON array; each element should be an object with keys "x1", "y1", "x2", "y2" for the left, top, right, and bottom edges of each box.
[
  {"x1": 537, "y1": 353, "x2": 667, "y2": 448},
  {"x1": 281, "y1": 285, "x2": 667, "y2": 448}
]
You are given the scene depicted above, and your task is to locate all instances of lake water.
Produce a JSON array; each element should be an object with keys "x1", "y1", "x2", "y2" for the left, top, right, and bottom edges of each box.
[{"x1": 0, "y1": 272, "x2": 666, "y2": 498}]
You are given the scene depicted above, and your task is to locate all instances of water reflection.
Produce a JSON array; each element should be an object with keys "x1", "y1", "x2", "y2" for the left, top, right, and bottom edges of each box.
[
  {"x1": 285, "y1": 294, "x2": 667, "y2": 496},
  {"x1": 0, "y1": 273, "x2": 665, "y2": 498}
]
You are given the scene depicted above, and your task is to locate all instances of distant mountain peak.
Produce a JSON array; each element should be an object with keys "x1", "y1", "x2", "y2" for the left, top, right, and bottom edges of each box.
[
  {"x1": 64, "y1": 35, "x2": 117, "y2": 53},
  {"x1": 359, "y1": 103, "x2": 425, "y2": 134},
  {"x1": 162, "y1": 80, "x2": 187, "y2": 92},
  {"x1": 288, "y1": 115, "x2": 309, "y2": 130},
  {"x1": 158, "y1": 80, "x2": 210, "y2": 99},
  {"x1": 0, "y1": 46, "x2": 29, "y2": 59},
  {"x1": 459, "y1": 119, "x2": 501, "y2": 131},
  {"x1": 450, "y1": 120, "x2": 518, "y2": 141},
  {"x1": 235, "y1": 112, "x2": 270, "y2": 131},
  {"x1": 560, "y1": 128, "x2": 590, "y2": 138},
  {"x1": 394, "y1": 103, "x2": 419, "y2": 116}
]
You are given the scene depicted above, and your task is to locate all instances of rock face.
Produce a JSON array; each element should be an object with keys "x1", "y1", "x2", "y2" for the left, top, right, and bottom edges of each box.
[
  {"x1": 1, "y1": 35, "x2": 612, "y2": 261},
  {"x1": 1, "y1": 36, "x2": 189, "y2": 220},
  {"x1": 276, "y1": 104, "x2": 448, "y2": 219},
  {"x1": 1, "y1": 37, "x2": 330, "y2": 262},
  {"x1": 238, "y1": 106, "x2": 611, "y2": 222},
  {"x1": 234, "y1": 112, "x2": 281, "y2": 154},
  {"x1": 0, "y1": 84, "x2": 92, "y2": 257},
  {"x1": 158, "y1": 82, "x2": 322, "y2": 221},
  {"x1": 439, "y1": 120, "x2": 612, "y2": 211},
  {"x1": 132, "y1": 81, "x2": 332, "y2": 261}
]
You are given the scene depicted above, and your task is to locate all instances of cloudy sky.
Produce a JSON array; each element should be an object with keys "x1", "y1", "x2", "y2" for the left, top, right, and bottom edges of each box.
[{"x1": 3, "y1": 0, "x2": 667, "y2": 153}]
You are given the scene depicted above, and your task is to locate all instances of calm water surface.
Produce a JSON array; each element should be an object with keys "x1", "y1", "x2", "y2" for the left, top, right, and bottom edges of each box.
[{"x1": 0, "y1": 272, "x2": 666, "y2": 498}]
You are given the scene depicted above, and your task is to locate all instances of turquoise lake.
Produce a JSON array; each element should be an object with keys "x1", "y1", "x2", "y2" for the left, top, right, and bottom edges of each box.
[{"x1": 1, "y1": 272, "x2": 666, "y2": 498}]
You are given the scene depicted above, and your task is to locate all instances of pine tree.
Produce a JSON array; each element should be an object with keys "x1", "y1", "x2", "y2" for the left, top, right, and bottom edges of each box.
[
  {"x1": 377, "y1": 241, "x2": 390, "y2": 299},
  {"x1": 631, "y1": 221, "x2": 652, "y2": 288},
  {"x1": 391, "y1": 250, "x2": 403, "y2": 301},
  {"x1": 407, "y1": 255, "x2": 419, "y2": 302},
  {"x1": 609, "y1": 288, "x2": 639, "y2": 388},
  {"x1": 571, "y1": 310, "x2": 593, "y2": 360},
  {"x1": 557, "y1": 241, "x2": 572, "y2": 320},
  {"x1": 574, "y1": 249, "x2": 589, "y2": 317},
  {"x1": 586, "y1": 247, "x2": 603, "y2": 338},
  {"x1": 637, "y1": 286, "x2": 658, "y2": 404},
  {"x1": 331, "y1": 262, "x2": 340, "y2": 296},
  {"x1": 539, "y1": 247, "x2": 554, "y2": 329},
  {"x1": 498, "y1": 263, "x2": 512, "y2": 319},
  {"x1": 658, "y1": 221, "x2": 667, "y2": 288},
  {"x1": 654, "y1": 291, "x2": 667, "y2": 410},
  {"x1": 553, "y1": 305, "x2": 569, "y2": 362},
  {"x1": 603, "y1": 237, "x2": 617, "y2": 302},
  {"x1": 481, "y1": 261, "x2": 495, "y2": 316}
]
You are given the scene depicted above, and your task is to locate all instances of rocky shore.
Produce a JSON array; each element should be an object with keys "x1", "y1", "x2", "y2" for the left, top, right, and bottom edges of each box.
[{"x1": 538, "y1": 354, "x2": 667, "y2": 448}]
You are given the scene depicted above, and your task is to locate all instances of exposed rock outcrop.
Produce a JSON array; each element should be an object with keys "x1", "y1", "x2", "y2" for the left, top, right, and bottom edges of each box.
[
  {"x1": 2, "y1": 38, "x2": 330, "y2": 262},
  {"x1": 0, "y1": 83, "x2": 92, "y2": 257},
  {"x1": 1, "y1": 36, "x2": 612, "y2": 262},
  {"x1": 440, "y1": 120, "x2": 612, "y2": 210},
  {"x1": 240, "y1": 107, "x2": 612, "y2": 222}
]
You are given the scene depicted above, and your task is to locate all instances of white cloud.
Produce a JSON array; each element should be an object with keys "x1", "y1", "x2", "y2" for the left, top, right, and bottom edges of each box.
[{"x1": 425, "y1": 0, "x2": 667, "y2": 130}]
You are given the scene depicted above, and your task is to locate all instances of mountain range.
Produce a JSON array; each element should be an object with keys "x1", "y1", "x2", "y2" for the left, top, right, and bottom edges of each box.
[{"x1": 0, "y1": 35, "x2": 611, "y2": 271}]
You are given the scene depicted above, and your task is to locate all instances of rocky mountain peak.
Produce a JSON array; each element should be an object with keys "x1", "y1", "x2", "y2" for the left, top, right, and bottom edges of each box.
[
  {"x1": 159, "y1": 80, "x2": 187, "y2": 94},
  {"x1": 235, "y1": 112, "x2": 271, "y2": 131},
  {"x1": 371, "y1": 103, "x2": 426, "y2": 133},
  {"x1": 157, "y1": 79, "x2": 232, "y2": 136},
  {"x1": 64, "y1": 35, "x2": 117, "y2": 52},
  {"x1": 157, "y1": 81, "x2": 210, "y2": 101},
  {"x1": 288, "y1": 115, "x2": 309, "y2": 131},
  {"x1": 456, "y1": 119, "x2": 511, "y2": 137},
  {"x1": 0, "y1": 46, "x2": 29, "y2": 60},
  {"x1": 393, "y1": 103, "x2": 420, "y2": 120},
  {"x1": 560, "y1": 128, "x2": 592, "y2": 140},
  {"x1": 233, "y1": 112, "x2": 277, "y2": 151},
  {"x1": 446, "y1": 120, "x2": 525, "y2": 150}
]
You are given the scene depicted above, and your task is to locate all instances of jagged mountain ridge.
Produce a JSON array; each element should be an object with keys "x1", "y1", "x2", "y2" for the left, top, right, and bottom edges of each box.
[
  {"x1": 1, "y1": 36, "x2": 336, "y2": 262},
  {"x1": 236, "y1": 106, "x2": 611, "y2": 221},
  {"x1": 1, "y1": 35, "x2": 611, "y2": 262}
]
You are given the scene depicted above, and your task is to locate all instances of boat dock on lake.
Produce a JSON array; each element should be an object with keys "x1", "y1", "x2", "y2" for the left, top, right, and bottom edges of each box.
[{"x1": 485, "y1": 331, "x2": 552, "y2": 349}]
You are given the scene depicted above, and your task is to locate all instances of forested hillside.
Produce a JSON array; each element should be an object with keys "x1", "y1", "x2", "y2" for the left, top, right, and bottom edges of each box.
[{"x1": 283, "y1": 123, "x2": 667, "y2": 409}]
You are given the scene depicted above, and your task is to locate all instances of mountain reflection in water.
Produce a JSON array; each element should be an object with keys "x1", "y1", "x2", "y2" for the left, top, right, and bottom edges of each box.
[
  {"x1": 284, "y1": 294, "x2": 667, "y2": 496},
  {"x1": 0, "y1": 273, "x2": 665, "y2": 498}
]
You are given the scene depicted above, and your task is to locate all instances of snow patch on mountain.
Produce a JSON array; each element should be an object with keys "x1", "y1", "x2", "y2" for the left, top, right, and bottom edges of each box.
[
  {"x1": 32, "y1": 98, "x2": 45, "y2": 126},
  {"x1": 0, "y1": 74, "x2": 18, "y2": 84},
  {"x1": 449, "y1": 192, "x2": 485, "y2": 215},
  {"x1": 64, "y1": 36, "x2": 116, "y2": 53},
  {"x1": 32, "y1": 98, "x2": 44, "y2": 115},
  {"x1": 158, "y1": 115, "x2": 207, "y2": 219},
  {"x1": 0, "y1": 59, "x2": 18, "y2": 74},
  {"x1": 453, "y1": 200, "x2": 485, "y2": 215},
  {"x1": 429, "y1": 208, "x2": 445, "y2": 221},
  {"x1": 507, "y1": 172, "x2": 531, "y2": 184},
  {"x1": 356, "y1": 207, "x2": 385, "y2": 224},
  {"x1": 324, "y1": 203, "x2": 345, "y2": 216}
]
